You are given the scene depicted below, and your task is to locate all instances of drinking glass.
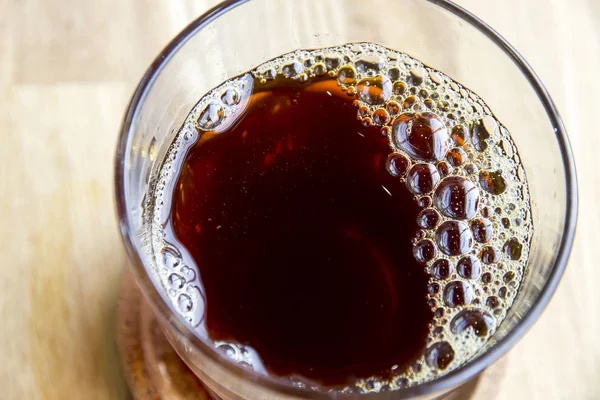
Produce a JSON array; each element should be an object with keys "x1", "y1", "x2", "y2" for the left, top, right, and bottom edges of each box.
[{"x1": 115, "y1": 0, "x2": 577, "y2": 398}]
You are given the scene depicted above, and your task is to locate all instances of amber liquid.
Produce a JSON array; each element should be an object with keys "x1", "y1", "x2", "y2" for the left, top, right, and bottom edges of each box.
[{"x1": 171, "y1": 78, "x2": 433, "y2": 386}]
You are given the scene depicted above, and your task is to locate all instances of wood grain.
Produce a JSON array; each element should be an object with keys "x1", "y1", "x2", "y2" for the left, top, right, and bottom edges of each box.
[{"x1": 0, "y1": 0, "x2": 597, "y2": 399}]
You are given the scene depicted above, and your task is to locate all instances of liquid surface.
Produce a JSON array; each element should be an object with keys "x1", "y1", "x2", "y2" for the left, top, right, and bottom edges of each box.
[
  {"x1": 147, "y1": 43, "x2": 533, "y2": 392},
  {"x1": 172, "y1": 79, "x2": 432, "y2": 385}
]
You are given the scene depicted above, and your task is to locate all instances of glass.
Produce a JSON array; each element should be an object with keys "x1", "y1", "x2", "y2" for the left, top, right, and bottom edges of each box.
[{"x1": 114, "y1": 0, "x2": 577, "y2": 398}]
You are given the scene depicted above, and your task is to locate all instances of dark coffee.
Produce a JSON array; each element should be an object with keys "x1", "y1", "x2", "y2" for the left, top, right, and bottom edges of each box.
[
  {"x1": 150, "y1": 43, "x2": 533, "y2": 391},
  {"x1": 170, "y1": 78, "x2": 432, "y2": 385}
]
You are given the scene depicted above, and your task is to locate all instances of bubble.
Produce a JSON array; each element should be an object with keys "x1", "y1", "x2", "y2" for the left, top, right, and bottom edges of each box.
[
  {"x1": 437, "y1": 161, "x2": 451, "y2": 176},
  {"x1": 325, "y1": 54, "x2": 340, "y2": 70},
  {"x1": 177, "y1": 293, "x2": 193, "y2": 313},
  {"x1": 406, "y1": 163, "x2": 440, "y2": 195},
  {"x1": 503, "y1": 238, "x2": 523, "y2": 260},
  {"x1": 221, "y1": 88, "x2": 240, "y2": 106},
  {"x1": 393, "y1": 81, "x2": 407, "y2": 96},
  {"x1": 358, "y1": 106, "x2": 369, "y2": 118},
  {"x1": 337, "y1": 65, "x2": 357, "y2": 85},
  {"x1": 197, "y1": 103, "x2": 224, "y2": 131},
  {"x1": 168, "y1": 273, "x2": 185, "y2": 290},
  {"x1": 429, "y1": 71, "x2": 442, "y2": 85},
  {"x1": 409, "y1": 67, "x2": 426, "y2": 85},
  {"x1": 386, "y1": 100, "x2": 401, "y2": 116},
  {"x1": 434, "y1": 307, "x2": 444, "y2": 317},
  {"x1": 435, "y1": 221, "x2": 474, "y2": 256},
  {"x1": 470, "y1": 218, "x2": 494, "y2": 243},
  {"x1": 481, "y1": 272, "x2": 492, "y2": 284},
  {"x1": 282, "y1": 60, "x2": 303, "y2": 78},
  {"x1": 482, "y1": 116, "x2": 498, "y2": 135},
  {"x1": 471, "y1": 119, "x2": 490, "y2": 151},
  {"x1": 372, "y1": 108, "x2": 391, "y2": 125},
  {"x1": 450, "y1": 309, "x2": 496, "y2": 337},
  {"x1": 417, "y1": 208, "x2": 440, "y2": 229},
  {"x1": 418, "y1": 196, "x2": 432, "y2": 208},
  {"x1": 180, "y1": 265, "x2": 196, "y2": 281},
  {"x1": 457, "y1": 256, "x2": 482, "y2": 280},
  {"x1": 414, "y1": 239, "x2": 437, "y2": 264},
  {"x1": 386, "y1": 153, "x2": 410, "y2": 177},
  {"x1": 313, "y1": 63, "x2": 327, "y2": 76},
  {"x1": 498, "y1": 286, "x2": 508, "y2": 299},
  {"x1": 161, "y1": 247, "x2": 181, "y2": 269},
  {"x1": 403, "y1": 96, "x2": 418, "y2": 109},
  {"x1": 356, "y1": 55, "x2": 384, "y2": 73},
  {"x1": 503, "y1": 271, "x2": 515, "y2": 283},
  {"x1": 443, "y1": 281, "x2": 475, "y2": 307},
  {"x1": 392, "y1": 112, "x2": 450, "y2": 162},
  {"x1": 451, "y1": 124, "x2": 469, "y2": 146},
  {"x1": 356, "y1": 75, "x2": 392, "y2": 105},
  {"x1": 388, "y1": 67, "x2": 402, "y2": 81},
  {"x1": 486, "y1": 296, "x2": 500, "y2": 309},
  {"x1": 480, "y1": 246, "x2": 501, "y2": 264},
  {"x1": 218, "y1": 343, "x2": 237, "y2": 359},
  {"x1": 431, "y1": 259, "x2": 453, "y2": 280},
  {"x1": 425, "y1": 341, "x2": 455, "y2": 370},
  {"x1": 446, "y1": 147, "x2": 467, "y2": 166},
  {"x1": 433, "y1": 176, "x2": 480, "y2": 220},
  {"x1": 479, "y1": 170, "x2": 507, "y2": 195}
]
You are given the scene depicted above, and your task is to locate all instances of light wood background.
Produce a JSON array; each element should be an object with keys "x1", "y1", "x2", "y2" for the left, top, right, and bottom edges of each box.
[{"x1": 1, "y1": 0, "x2": 598, "y2": 399}]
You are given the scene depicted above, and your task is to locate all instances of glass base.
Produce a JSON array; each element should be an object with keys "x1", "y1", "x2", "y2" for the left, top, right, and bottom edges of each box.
[{"x1": 116, "y1": 271, "x2": 507, "y2": 399}]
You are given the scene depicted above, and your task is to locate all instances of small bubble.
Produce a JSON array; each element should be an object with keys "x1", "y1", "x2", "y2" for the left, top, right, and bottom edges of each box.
[
  {"x1": 451, "y1": 124, "x2": 469, "y2": 146},
  {"x1": 431, "y1": 259, "x2": 453, "y2": 280},
  {"x1": 450, "y1": 309, "x2": 496, "y2": 337},
  {"x1": 362, "y1": 117, "x2": 372, "y2": 127},
  {"x1": 373, "y1": 108, "x2": 390, "y2": 125},
  {"x1": 356, "y1": 54, "x2": 384, "y2": 73},
  {"x1": 471, "y1": 218, "x2": 494, "y2": 243},
  {"x1": 417, "y1": 208, "x2": 440, "y2": 229},
  {"x1": 414, "y1": 239, "x2": 437, "y2": 263},
  {"x1": 161, "y1": 247, "x2": 181, "y2": 269},
  {"x1": 480, "y1": 246, "x2": 501, "y2": 264},
  {"x1": 480, "y1": 170, "x2": 507, "y2": 195},
  {"x1": 418, "y1": 196, "x2": 432, "y2": 208},
  {"x1": 429, "y1": 71, "x2": 442, "y2": 84},
  {"x1": 486, "y1": 296, "x2": 500, "y2": 309},
  {"x1": 356, "y1": 75, "x2": 392, "y2": 105},
  {"x1": 282, "y1": 60, "x2": 303, "y2": 78},
  {"x1": 358, "y1": 106, "x2": 369, "y2": 118},
  {"x1": 434, "y1": 176, "x2": 480, "y2": 220},
  {"x1": 388, "y1": 67, "x2": 402, "y2": 81},
  {"x1": 313, "y1": 63, "x2": 327, "y2": 76},
  {"x1": 406, "y1": 163, "x2": 441, "y2": 195},
  {"x1": 436, "y1": 220, "x2": 474, "y2": 256},
  {"x1": 337, "y1": 65, "x2": 357, "y2": 85},
  {"x1": 437, "y1": 161, "x2": 451, "y2": 176},
  {"x1": 409, "y1": 66, "x2": 426, "y2": 85},
  {"x1": 218, "y1": 344, "x2": 236, "y2": 358},
  {"x1": 180, "y1": 265, "x2": 196, "y2": 281},
  {"x1": 386, "y1": 100, "x2": 401, "y2": 116},
  {"x1": 471, "y1": 119, "x2": 490, "y2": 151},
  {"x1": 197, "y1": 103, "x2": 224, "y2": 131},
  {"x1": 396, "y1": 378, "x2": 409, "y2": 388},
  {"x1": 393, "y1": 81, "x2": 407, "y2": 96},
  {"x1": 263, "y1": 67, "x2": 276, "y2": 80},
  {"x1": 435, "y1": 307, "x2": 445, "y2": 317},
  {"x1": 403, "y1": 95, "x2": 418, "y2": 109},
  {"x1": 168, "y1": 273, "x2": 185, "y2": 290},
  {"x1": 503, "y1": 238, "x2": 523, "y2": 260},
  {"x1": 447, "y1": 147, "x2": 467, "y2": 166},
  {"x1": 498, "y1": 286, "x2": 508, "y2": 299},
  {"x1": 457, "y1": 255, "x2": 482, "y2": 280},
  {"x1": 482, "y1": 272, "x2": 492, "y2": 284},
  {"x1": 425, "y1": 341, "x2": 455, "y2": 370},
  {"x1": 392, "y1": 112, "x2": 450, "y2": 161},
  {"x1": 444, "y1": 281, "x2": 475, "y2": 310},
  {"x1": 386, "y1": 153, "x2": 410, "y2": 177},
  {"x1": 221, "y1": 88, "x2": 240, "y2": 106},
  {"x1": 325, "y1": 54, "x2": 340, "y2": 70},
  {"x1": 503, "y1": 271, "x2": 515, "y2": 283},
  {"x1": 177, "y1": 293, "x2": 193, "y2": 313}
]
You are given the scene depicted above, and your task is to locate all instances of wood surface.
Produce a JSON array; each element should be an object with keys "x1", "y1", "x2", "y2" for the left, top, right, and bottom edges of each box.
[{"x1": 0, "y1": 0, "x2": 598, "y2": 399}]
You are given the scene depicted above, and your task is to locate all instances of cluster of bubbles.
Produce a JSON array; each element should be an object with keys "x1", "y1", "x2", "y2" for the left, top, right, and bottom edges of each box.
[{"x1": 147, "y1": 43, "x2": 533, "y2": 393}]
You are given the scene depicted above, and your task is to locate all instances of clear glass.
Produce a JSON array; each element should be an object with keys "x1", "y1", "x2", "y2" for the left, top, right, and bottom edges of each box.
[{"x1": 115, "y1": 0, "x2": 577, "y2": 399}]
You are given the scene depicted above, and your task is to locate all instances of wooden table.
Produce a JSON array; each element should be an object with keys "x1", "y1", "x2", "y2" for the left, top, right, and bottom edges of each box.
[{"x1": 1, "y1": 1, "x2": 597, "y2": 399}]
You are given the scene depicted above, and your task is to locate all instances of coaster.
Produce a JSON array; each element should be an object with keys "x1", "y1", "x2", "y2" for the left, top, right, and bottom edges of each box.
[{"x1": 117, "y1": 271, "x2": 506, "y2": 399}]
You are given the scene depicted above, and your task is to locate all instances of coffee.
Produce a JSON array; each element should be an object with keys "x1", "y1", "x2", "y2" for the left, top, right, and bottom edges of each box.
[{"x1": 147, "y1": 43, "x2": 532, "y2": 392}]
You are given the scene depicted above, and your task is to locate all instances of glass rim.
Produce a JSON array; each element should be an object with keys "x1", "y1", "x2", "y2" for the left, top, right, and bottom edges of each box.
[{"x1": 114, "y1": 0, "x2": 578, "y2": 397}]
